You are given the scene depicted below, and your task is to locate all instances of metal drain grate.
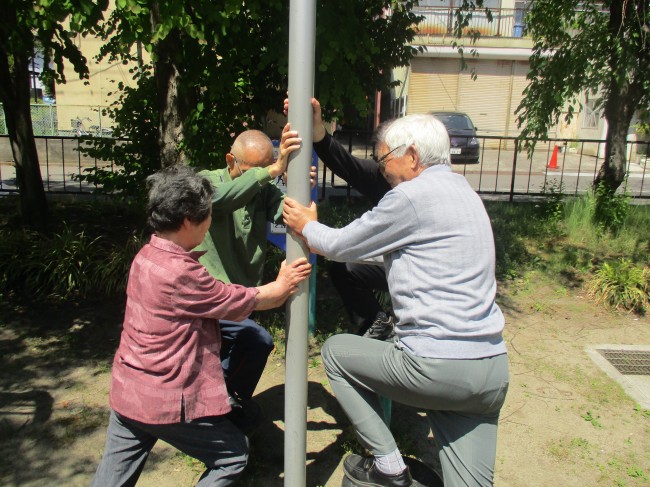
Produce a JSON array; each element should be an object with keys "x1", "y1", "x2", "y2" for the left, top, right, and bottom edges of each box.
[{"x1": 597, "y1": 349, "x2": 650, "y2": 375}]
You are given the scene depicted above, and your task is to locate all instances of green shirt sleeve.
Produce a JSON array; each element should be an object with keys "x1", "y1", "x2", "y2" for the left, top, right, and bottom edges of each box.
[
  {"x1": 202, "y1": 167, "x2": 274, "y2": 213},
  {"x1": 266, "y1": 182, "x2": 285, "y2": 225}
]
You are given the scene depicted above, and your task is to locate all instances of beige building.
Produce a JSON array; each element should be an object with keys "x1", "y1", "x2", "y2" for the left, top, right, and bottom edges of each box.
[
  {"x1": 391, "y1": 0, "x2": 609, "y2": 154},
  {"x1": 55, "y1": 1, "x2": 627, "y2": 158},
  {"x1": 55, "y1": 0, "x2": 147, "y2": 135}
]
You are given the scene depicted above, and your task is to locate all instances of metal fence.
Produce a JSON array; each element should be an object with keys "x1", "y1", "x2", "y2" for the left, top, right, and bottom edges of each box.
[
  {"x1": 325, "y1": 131, "x2": 650, "y2": 201},
  {"x1": 0, "y1": 104, "x2": 60, "y2": 136},
  {"x1": 0, "y1": 135, "x2": 114, "y2": 194},
  {"x1": 1, "y1": 132, "x2": 649, "y2": 200}
]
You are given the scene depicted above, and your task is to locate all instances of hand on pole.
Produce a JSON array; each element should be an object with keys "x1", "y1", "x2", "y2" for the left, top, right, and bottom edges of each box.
[
  {"x1": 254, "y1": 258, "x2": 311, "y2": 310},
  {"x1": 309, "y1": 165, "x2": 317, "y2": 189},
  {"x1": 276, "y1": 258, "x2": 312, "y2": 295},
  {"x1": 269, "y1": 122, "x2": 301, "y2": 178},
  {"x1": 283, "y1": 96, "x2": 326, "y2": 143},
  {"x1": 283, "y1": 196, "x2": 317, "y2": 237}
]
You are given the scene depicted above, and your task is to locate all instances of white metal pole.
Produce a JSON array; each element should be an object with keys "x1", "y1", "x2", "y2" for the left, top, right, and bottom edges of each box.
[{"x1": 285, "y1": 0, "x2": 316, "y2": 485}]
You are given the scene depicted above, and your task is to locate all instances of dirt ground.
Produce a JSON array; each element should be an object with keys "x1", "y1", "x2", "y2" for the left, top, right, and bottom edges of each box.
[{"x1": 1, "y1": 272, "x2": 649, "y2": 487}]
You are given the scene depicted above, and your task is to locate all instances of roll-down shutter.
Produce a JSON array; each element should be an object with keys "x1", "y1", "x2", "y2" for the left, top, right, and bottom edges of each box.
[{"x1": 407, "y1": 58, "x2": 461, "y2": 115}]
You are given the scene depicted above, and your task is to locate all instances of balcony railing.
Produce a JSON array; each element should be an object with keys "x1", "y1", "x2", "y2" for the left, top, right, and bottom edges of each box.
[{"x1": 412, "y1": 7, "x2": 529, "y2": 40}]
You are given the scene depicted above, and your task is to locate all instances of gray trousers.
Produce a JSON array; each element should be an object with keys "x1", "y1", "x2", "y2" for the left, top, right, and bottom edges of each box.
[
  {"x1": 90, "y1": 410, "x2": 249, "y2": 487},
  {"x1": 321, "y1": 334, "x2": 509, "y2": 487}
]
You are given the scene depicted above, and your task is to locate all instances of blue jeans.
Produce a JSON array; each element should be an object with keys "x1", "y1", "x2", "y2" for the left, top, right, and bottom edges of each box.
[
  {"x1": 91, "y1": 410, "x2": 248, "y2": 487},
  {"x1": 322, "y1": 334, "x2": 509, "y2": 487},
  {"x1": 219, "y1": 318, "x2": 274, "y2": 400}
]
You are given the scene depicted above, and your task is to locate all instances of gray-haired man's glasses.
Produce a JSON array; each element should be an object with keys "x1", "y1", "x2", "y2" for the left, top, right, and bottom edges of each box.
[{"x1": 373, "y1": 144, "x2": 405, "y2": 169}]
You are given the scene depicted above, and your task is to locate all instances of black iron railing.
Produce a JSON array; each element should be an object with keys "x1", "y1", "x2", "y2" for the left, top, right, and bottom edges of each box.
[
  {"x1": 1, "y1": 133, "x2": 648, "y2": 201},
  {"x1": 0, "y1": 135, "x2": 114, "y2": 194},
  {"x1": 327, "y1": 131, "x2": 650, "y2": 201}
]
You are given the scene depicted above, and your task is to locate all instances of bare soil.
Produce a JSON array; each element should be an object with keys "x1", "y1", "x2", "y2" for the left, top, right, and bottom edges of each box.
[{"x1": 1, "y1": 272, "x2": 649, "y2": 486}]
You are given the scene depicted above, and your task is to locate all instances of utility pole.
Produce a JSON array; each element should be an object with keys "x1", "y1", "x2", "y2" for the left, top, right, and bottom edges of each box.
[{"x1": 284, "y1": 0, "x2": 316, "y2": 485}]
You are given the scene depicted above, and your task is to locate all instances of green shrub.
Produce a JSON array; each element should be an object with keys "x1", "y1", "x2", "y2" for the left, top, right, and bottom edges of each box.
[
  {"x1": 32, "y1": 224, "x2": 105, "y2": 298},
  {"x1": 586, "y1": 259, "x2": 649, "y2": 313},
  {"x1": 484, "y1": 201, "x2": 538, "y2": 279},
  {"x1": 88, "y1": 232, "x2": 146, "y2": 297},
  {"x1": 75, "y1": 71, "x2": 160, "y2": 202},
  {"x1": 0, "y1": 228, "x2": 41, "y2": 295},
  {"x1": 591, "y1": 181, "x2": 631, "y2": 234},
  {"x1": 540, "y1": 179, "x2": 566, "y2": 235},
  {"x1": 0, "y1": 210, "x2": 145, "y2": 300}
]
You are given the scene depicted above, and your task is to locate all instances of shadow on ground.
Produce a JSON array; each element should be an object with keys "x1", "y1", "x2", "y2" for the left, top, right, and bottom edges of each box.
[
  {"x1": 238, "y1": 381, "x2": 350, "y2": 486},
  {"x1": 237, "y1": 376, "x2": 442, "y2": 487}
]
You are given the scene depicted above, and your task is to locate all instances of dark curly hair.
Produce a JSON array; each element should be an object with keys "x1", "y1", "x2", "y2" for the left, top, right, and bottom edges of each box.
[{"x1": 145, "y1": 165, "x2": 214, "y2": 233}]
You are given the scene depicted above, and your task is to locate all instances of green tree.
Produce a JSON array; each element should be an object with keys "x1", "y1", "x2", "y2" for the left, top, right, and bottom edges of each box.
[
  {"x1": 515, "y1": 0, "x2": 650, "y2": 195},
  {"x1": 0, "y1": 0, "x2": 107, "y2": 228},
  {"x1": 87, "y1": 0, "x2": 421, "y2": 181},
  {"x1": 452, "y1": 1, "x2": 649, "y2": 197}
]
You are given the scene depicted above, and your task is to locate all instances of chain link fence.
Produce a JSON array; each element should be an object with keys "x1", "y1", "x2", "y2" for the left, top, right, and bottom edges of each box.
[{"x1": 0, "y1": 104, "x2": 112, "y2": 137}]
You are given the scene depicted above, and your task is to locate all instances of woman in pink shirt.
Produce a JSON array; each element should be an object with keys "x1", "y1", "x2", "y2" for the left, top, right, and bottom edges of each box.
[{"x1": 91, "y1": 165, "x2": 310, "y2": 487}]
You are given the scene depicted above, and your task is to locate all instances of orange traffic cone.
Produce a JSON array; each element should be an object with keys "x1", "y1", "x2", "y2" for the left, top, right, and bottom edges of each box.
[{"x1": 548, "y1": 145, "x2": 559, "y2": 170}]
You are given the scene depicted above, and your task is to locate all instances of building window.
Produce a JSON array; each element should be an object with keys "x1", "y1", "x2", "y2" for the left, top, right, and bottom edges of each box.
[
  {"x1": 582, "y1": 98, "x2": 601, "y2": 129},
  {"x1": 514, "y1": 1, "x2": 532, "y2": 37}
]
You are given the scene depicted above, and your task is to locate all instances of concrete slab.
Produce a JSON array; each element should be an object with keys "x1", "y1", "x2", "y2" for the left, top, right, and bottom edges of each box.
[{"x1": 586, "y1": 344, "x2": 650, "y2": 409}]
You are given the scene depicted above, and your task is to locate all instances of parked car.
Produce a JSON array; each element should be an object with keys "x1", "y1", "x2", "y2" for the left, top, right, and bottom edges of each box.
[{"x1": 429, "y1": 111, "x2": 480, "y2": 164}]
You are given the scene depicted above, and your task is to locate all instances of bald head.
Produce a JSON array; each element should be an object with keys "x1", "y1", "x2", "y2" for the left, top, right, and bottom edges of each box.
[
  {"x1": 231, "y1": 131, "x2": 274, "y2": 165},
  {"x1": 227, "y1": 130, "x2": 275, "y2": 179}
]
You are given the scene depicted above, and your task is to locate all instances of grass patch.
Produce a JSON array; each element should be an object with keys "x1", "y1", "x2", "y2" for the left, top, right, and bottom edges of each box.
[
  {"x1": 173, "y1": 451, "x2": 205, "y2": 474},
  {"x1": 486, "y1": 194, "x2": 650, "y2": 311},
  {"x1": 548, "y1": 436, "x2": 593, "y2": 463}
]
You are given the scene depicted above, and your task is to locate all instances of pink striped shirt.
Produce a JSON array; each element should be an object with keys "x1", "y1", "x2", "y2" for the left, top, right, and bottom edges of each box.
[{"x1": 110, "y1": 235, "x2": 258, "y2": 424}]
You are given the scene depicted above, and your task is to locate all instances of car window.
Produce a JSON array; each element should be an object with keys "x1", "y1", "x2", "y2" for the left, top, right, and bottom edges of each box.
[{"x1": 433, "y1": 114, "x2": 474, "y2": 131}]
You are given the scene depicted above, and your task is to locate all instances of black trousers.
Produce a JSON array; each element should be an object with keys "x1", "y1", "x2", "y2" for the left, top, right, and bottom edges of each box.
[{"x1": 329, "y1": 261, "x2": 390, "y2": 334}]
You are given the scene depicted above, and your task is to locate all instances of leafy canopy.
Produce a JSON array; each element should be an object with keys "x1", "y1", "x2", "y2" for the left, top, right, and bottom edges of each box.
[
  {"x1": 80, "y1": 0, "x2": 423, "y2": 197},
  {"x1": 0, "y1": 0, "x2": 108, "y2": 86},
  {"x1": 515, "y1": 0, "x2": 650, "y2": 142}
]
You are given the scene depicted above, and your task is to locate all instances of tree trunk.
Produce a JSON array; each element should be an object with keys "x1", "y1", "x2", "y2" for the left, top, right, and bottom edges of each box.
[
  {"x1": 0, "y1": 48, "x2": 48, "y2": 229},
  {"x1": 595, "y1": 71, "x2": 637, "y2": 193},
  {"x1": 594, "y1": 0, "x2": 642, "y2": 195},
  {"x1": 150, "y1": 5, "x2": 193, "y2": 167}
]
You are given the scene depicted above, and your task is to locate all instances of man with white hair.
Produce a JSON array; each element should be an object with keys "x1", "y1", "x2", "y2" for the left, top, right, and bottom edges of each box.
[{"x1": 283, "y1": 114, "x2": 509, "y2": 487}]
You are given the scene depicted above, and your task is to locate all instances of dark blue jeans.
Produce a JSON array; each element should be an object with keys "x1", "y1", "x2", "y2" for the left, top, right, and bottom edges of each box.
[
  {"x1": 91, "y1": 410, "x2": 248, "y2": 487},
  {"x1": 219, "y1": 318, "x2": 274, "y2": 401}
]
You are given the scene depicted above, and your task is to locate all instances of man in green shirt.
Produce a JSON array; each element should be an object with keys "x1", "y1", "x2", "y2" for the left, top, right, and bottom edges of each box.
[{"x1": 195, "y1": 125, "x2": 302, "y2": 431}]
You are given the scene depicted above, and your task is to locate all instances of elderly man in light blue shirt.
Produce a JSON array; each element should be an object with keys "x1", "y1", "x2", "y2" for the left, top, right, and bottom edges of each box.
[{"x1": 284, "y1": 113, "x2": 509, "y2": 487}]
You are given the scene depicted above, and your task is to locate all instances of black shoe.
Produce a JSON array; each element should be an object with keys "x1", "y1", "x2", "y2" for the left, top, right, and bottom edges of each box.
[
  {"x1": 362, "y1": 312, "x2": 395, "y2": 341},
  {"x1": 343, "y1": 454, "x2": 414, "y2": 487},
  {"x1": 225, "y1": 396, "x2": 263, "y2": 436}
]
